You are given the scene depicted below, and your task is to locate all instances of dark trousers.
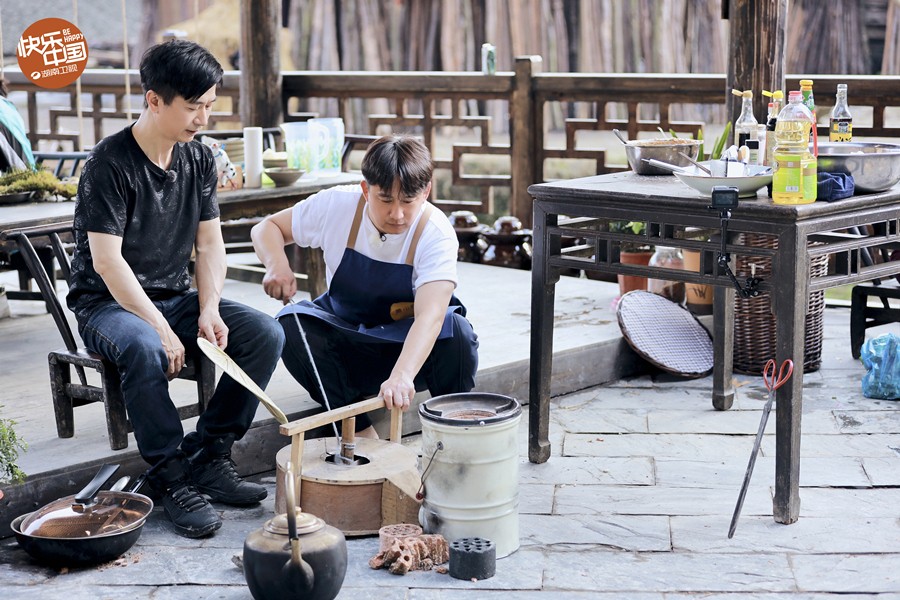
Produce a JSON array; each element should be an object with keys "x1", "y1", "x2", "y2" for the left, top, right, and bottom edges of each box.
[
  {"x1": 78, "y1": 291, "x2": 285, "y2": 467},
  {"x1": 278, "y1": 312, "x2": 478, "y2": 430}
]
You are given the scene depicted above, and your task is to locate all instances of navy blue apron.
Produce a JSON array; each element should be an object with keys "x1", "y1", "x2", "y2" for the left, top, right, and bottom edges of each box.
[{"x1": 277, "y1": 196, "x2": 465, "y2": 343}]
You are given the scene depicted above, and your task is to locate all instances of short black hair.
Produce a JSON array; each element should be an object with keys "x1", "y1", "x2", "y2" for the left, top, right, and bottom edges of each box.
[
  {"x1": 361, "y1": 135, "x2": 433, "y2": 197},
  {"x1": 140, "y1": 40, "x2": 223, "y2": 105}
]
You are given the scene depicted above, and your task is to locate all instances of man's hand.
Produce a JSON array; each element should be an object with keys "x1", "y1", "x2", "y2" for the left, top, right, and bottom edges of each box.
[
  {"x1": 262, "y1": 266, "x2": 298, "y2": 304},
  {"x1": 157, "y1": 322, "x2": 186, "y2": 380},
  {"x1": 379, "y1": 371, "x2": 416, "y2": 411},
  {"x1": 198, "y1": 310, "x2": 229, "y2": 349},
  {"x1": 251, "y1": 208, "x2": 298, "y2": 304}
]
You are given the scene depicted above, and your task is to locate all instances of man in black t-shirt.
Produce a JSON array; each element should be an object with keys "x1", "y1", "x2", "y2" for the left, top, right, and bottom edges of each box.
[{"x1": 67, "y1": 40, "x2": 284, "y2": 538}]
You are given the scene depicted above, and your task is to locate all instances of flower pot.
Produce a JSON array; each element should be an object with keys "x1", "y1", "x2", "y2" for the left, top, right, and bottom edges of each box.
[
  {"x1": 617, "y1": 250, "x2": 653, "y2": 295},
  {"x1": 682, "y1": 250, "x2": 713, "y2": 315}
]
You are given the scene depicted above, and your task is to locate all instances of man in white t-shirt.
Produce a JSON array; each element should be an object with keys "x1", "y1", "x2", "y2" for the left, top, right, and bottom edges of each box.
[{"x1": 251, "y1": 135, "x2": 478, "y2": 437}]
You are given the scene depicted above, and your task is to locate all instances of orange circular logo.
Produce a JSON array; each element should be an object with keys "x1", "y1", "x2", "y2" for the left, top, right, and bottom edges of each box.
[{"x1": 16, "y1": 18, "x2": 89, "y2": 89}]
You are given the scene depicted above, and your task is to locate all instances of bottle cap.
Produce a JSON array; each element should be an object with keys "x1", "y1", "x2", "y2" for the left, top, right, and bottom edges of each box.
[
  {"x1": 762, "y1": 89, "x2": 784, "y2": 100},
  {"x1": 800, "y1": 79, "x2": 814, "y2": 87},
  {"x1": 732, "y1": 89, "x2": 752, "y2": 99},
  {"x1": 788, "y1": 90, "x2": 802, "y2": 101}
]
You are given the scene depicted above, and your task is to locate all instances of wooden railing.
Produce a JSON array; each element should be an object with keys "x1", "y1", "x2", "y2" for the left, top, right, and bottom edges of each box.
[{"x1": 7, "y1": 59, "x2": 900, "y2": 227}]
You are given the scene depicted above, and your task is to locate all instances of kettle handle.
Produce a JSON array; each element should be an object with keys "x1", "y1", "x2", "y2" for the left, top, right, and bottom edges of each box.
[{"x1": 283, "y1": 463, "x2": 315, "y2": 592}]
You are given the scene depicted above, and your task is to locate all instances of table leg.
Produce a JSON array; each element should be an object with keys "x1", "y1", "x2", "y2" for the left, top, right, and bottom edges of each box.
[
  {"x1": 772, "y1": 231, "x2": 806, "y2": 525},
  {"x1": 290, "y1": 244, "x2": 327, "y2": 298},
  {"x1": 528, "y1": 203, "x2": 558, "y2": 463},
  {"x1": 712, "y1": 284, "x2": 735, "y2": 410}
]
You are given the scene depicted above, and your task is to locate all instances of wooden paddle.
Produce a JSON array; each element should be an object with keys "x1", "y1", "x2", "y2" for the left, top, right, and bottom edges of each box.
[{"x1": 196, "y1": 336, "x2": 288, "y2": 424}]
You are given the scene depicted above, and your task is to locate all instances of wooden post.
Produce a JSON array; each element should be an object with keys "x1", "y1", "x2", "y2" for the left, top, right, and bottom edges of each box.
[
  {"x1": 510, "y1": 55, "x2": 541, "y2": 229},
  {"x1": 239, "y1": 0, "x2": 282, "y2": 127},
  {"x1": 725, "y1": 0, "x2": 788, "y2": 143}
]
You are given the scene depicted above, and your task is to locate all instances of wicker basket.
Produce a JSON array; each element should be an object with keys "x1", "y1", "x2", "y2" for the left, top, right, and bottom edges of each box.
[{"x1": 733, "y1": 233, "x2": 828, "y2": 374}]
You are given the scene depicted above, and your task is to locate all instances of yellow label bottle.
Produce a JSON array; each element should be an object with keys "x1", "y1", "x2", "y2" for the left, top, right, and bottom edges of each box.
[
  {"x1": 829, "y1": 84, "x2": 853, "y2": 142},
  {"x1": 772, "y1": 150, "x2": 817, "y2": 205}
]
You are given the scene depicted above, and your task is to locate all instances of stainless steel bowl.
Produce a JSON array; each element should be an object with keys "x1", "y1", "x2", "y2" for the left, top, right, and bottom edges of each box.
[
  {"x1": 625, "y1": 139, "x2": 702, "y2": 176},
  {"x1": 816, "y1": 142, "x2": 900, "y2": 193}
]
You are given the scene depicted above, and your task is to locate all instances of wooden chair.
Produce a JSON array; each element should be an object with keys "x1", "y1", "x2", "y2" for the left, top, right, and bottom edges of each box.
[
  {"x1": 0, "y1": 222, "x2": 215, "y2": 450},
  {"x1": 201, "y1": 127, "x2": 283, "y2": 151},
  {"x1": 33, "y1": 151, "x2": 90, "y2": 178},
  {"x1": 341, "y1": 134, "x2": 379, "y2": 171},
  {"x1": 846, "y1": 228, "x2": 900, "y2": 359},
  {"x1": 1, "y1": 152, "x2": 89, "y2": 306}
]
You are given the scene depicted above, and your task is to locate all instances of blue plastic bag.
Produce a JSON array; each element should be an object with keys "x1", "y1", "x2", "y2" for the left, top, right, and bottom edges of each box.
[{"x1": 860, "y1": 333, "x2": 900, "y2": 400}]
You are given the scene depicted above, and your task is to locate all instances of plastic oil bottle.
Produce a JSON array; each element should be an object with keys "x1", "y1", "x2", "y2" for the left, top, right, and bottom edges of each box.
[
  {"x1": 772, "y1": 91, "x2": 817, "y2": 204},
  {"x1": 829, "y1": 84, "x2": 853, "y2": 142}
]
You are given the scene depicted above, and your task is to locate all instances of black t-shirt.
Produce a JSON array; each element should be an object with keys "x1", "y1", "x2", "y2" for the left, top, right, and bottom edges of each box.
[{"x1": 67, "y1": 126, "x2": 219, "y2": 316}]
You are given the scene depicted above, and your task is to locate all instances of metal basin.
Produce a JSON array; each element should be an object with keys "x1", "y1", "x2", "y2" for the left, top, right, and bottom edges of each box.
[
  {"x1": 625, "y1": 139, "x2": 701, "y2": 176},
  {"x1": 816, "y1": 142, "x2": 900, "y2": 193}
]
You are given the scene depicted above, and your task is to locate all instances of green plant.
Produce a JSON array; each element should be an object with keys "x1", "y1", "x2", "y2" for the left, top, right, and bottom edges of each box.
[
  {"x1": 699, "y1": 121, "x2": 732, "y2": 161},
  {"x1": 609, "y1": 220, "x2": 653, "y2": 253},
  {"x1": 0, "y1": 168, "x2": 77, "y2": 200},
  {"x1": 0, "y1": 409, "x2": 27, "y2": 484}
]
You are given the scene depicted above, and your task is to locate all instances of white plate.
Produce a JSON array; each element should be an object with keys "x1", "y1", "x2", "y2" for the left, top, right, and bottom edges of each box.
[{"x1": 674, "y1": 163, "x2": 773, "y2": 198}]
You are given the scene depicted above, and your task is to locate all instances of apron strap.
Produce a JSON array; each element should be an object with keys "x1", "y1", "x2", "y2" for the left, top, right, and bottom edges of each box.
[
  {"x1": 346, "y1": 194, "x2": 367, "y2": 248},
  {"x1": 405, "y1": 203, "x2": 434, "y2": 266}
]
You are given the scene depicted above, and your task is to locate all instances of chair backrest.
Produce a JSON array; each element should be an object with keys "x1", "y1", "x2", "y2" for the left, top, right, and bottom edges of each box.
[
  {"x1": 1, "y1": 222, "x2": 78, "y2": 352},
  {"x1": 201, "y1": 127, "x2": 282, "y2": 152},
  {"x1": 33, "y1": 152, "x2": 90, "y2": 179},
  {"x1": 341, "y1": 134, "x2": 380, "y2": 171}
]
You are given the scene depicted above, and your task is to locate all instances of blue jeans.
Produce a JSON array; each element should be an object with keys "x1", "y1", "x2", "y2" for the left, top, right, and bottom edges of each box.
[{"x1": 78, "y1": 291, "x2": 284, "y2": 467}]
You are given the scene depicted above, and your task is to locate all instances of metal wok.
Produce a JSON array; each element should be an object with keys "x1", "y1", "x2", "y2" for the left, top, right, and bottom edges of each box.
[{"x1": 11, "y1": 464, "x2": 153, "y2": 567}]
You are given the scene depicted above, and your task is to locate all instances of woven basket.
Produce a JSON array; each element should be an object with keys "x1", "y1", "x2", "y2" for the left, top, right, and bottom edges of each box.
[{"x1": 733, "y1": 233, "x2": 828, "y2": 374}]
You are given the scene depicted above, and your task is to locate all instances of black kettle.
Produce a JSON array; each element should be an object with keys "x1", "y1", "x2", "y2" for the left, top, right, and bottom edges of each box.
[{"x1": 242, "y1": 464, "x2": 347, "y2": 600}]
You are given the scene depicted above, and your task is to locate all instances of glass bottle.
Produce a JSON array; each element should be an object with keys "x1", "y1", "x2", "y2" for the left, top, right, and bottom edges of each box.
[
  {"x1": 829, "y1": 84, "x2": 853, "y2": 142},
  {"x1": 762, "y1": 90, "x2": 783, "y2": 170},
  {"x1": 732, "y1": 89, "x2": 758, "y2": 149},
  {"x1": 799, "y1": 79, "x2": 819, "y2": 154},
  {"x1": 772, "y1": 91, "x2": 817, "y2": 205},
  {"x1": 647, "y1": 246, "x2": 685, "y2": 304}
]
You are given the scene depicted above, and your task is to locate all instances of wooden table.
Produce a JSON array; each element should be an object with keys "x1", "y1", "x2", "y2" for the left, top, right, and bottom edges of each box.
[
  {"x1": 0, "y1": 173, "x2": 362, "y2": 299},
  {"x1": 527, "y1": 172, "x2": 900, "y2": 525},
  {"x1": 0, "y1": 172, "x2": 362, "y2": 232}
]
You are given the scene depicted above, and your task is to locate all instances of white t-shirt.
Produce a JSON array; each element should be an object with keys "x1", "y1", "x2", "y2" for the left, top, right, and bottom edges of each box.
[{"x1": 290, "y1": 185, "x2": 459, "y2": 290}]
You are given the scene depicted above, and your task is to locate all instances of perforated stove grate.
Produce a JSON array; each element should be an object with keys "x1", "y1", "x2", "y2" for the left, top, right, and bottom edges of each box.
[{"x1": 616, "y1": 290, "x2": 714, "y2": 378}]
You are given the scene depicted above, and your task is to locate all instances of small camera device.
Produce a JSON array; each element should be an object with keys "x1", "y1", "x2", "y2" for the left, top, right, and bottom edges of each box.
[
  {"x1": 709, "y1": 186, "x2": 740, "y2": 210},
  {"x1": 706, "y1": 184, "x2": 760, "y2": 298}
]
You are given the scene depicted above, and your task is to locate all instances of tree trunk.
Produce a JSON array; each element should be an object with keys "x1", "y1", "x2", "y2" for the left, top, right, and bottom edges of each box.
[
  {"x1": 727, "y1": 0, "x2": 788, "y2": 143},
  {"x1": 240, "y1": 0, "x2": 282, "y2": 127}
]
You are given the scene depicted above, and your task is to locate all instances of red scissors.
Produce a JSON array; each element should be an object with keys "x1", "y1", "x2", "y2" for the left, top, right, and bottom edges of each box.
[
  {"x1": 763, "y1": 358, "x2": 794, "y2": 394},
  {"x1": 729, "y1": 358, "x2": 794, "y2": 538}
]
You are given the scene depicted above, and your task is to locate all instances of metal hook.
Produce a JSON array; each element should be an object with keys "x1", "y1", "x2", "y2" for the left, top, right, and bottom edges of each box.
[{"x1": 415, "y1": 441, "x2": 444, "y2": 500}]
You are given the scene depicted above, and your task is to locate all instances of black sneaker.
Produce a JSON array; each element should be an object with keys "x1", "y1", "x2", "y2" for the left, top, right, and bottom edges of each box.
[
  {"x1": 160, "y1": 480, "x2": 222, "y2": 538},
  {"x1": 150, "y1": 456, "x2": 221, "y2": 538},
  {"x1": 190, "y1": 454, "x2": 268, "y2": 506}
]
